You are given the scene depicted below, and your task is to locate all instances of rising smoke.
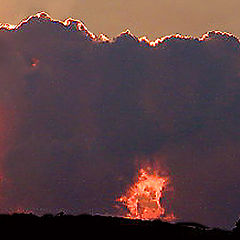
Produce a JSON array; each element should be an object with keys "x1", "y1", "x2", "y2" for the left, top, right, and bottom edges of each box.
[{"x1": 0, "y1": 12, "x2": 240, "y2": 228}]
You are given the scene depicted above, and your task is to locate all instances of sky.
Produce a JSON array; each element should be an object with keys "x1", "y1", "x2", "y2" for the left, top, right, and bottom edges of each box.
[
  {"x1": 0, "y1": 2, "x2": 240, "y2": 229},
  {"x1": 0, "y1": 0, "x2": 240, "y2": 39},
  {"x1": 0, "y1": 14, "x2": 240, "y2": 228}
]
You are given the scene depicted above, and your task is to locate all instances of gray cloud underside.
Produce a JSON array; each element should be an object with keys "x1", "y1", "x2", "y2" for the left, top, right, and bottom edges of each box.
[{"x1": 0, "y1": 13, "x2": 239, "y2": 228}]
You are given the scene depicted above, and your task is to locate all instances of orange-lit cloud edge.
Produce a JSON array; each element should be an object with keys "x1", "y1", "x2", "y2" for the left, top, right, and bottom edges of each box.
[{"x1": 0, "y1": 11, "x2": 239, "y2": 47}]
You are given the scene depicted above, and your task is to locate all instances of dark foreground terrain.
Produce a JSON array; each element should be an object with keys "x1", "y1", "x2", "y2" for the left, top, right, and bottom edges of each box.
[{"x1": 1, "y1": 213, "x2": 240, "y2": 239}]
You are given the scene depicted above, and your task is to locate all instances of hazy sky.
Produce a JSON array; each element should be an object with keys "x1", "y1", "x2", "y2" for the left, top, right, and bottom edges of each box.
[{"x1": 0, "y1": 0, "x2": 239, "y2": 39}]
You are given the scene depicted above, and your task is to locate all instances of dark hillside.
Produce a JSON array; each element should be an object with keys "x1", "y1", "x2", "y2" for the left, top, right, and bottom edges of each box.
[{"x1": 0, "y1": 213, "x2": 238, "y2": 239}]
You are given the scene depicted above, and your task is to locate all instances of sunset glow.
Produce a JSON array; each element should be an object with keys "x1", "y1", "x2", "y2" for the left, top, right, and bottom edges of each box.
[{"x1": 0, "y1": 12, "x2": 239, "y2": 48}]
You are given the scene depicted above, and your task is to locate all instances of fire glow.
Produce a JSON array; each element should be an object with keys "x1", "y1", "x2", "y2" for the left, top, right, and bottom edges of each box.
[{"x1": 117, "y1": 165, "x2": 175, "y2": 221}]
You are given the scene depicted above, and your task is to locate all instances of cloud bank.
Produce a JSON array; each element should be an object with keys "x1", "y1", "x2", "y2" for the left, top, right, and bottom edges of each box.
[{"x1": 0, "y1": 12, "x2": 240, "y2": 228}]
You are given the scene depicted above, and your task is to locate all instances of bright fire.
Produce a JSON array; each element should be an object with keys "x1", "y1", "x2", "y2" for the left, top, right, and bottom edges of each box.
[{"x1": 117, "y1": 165, "x2": 175, "y2": 221}]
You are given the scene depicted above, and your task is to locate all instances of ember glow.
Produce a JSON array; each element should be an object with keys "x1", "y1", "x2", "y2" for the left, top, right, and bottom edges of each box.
[
  {"x1": 117, "y1": 165, "x2": 175, "y2": 221},
  {"x1": 31, "y1": 58, "x2": 39, "y2": 68}
]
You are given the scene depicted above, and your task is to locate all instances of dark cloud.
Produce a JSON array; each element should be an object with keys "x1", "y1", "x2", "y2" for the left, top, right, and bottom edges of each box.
[{"x1": 0, "y1": 13, "x2": 240, "y2": 228}]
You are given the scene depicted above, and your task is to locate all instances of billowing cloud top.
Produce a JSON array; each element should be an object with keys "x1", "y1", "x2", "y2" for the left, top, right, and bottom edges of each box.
[{"x1": 0, "y1": 12, "x2": 240, "y2": 228}]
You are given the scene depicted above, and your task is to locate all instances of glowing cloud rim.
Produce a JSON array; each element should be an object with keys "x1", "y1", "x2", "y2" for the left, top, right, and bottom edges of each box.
[
  {"x1": 0, "y1": 11, "x2": 239, "y2": 47},
  {"x1": 0, "y1": 11, "x2": 240, "y2": 47}
]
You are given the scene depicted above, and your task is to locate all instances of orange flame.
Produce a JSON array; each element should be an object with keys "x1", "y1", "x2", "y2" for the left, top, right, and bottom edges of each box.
[{"x1": 116, "y1": 164, "x2": 175, "y2": 221}]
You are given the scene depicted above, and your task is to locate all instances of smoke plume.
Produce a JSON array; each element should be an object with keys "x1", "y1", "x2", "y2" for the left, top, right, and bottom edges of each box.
[{"x1": 0, "y1": 12, "x2": 240, "y2": 228}]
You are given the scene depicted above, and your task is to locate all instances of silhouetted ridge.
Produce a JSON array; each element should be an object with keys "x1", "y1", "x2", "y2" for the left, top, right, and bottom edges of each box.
[{"x1": 0, "y1": 213, "x2": 238, "y2": 239}]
